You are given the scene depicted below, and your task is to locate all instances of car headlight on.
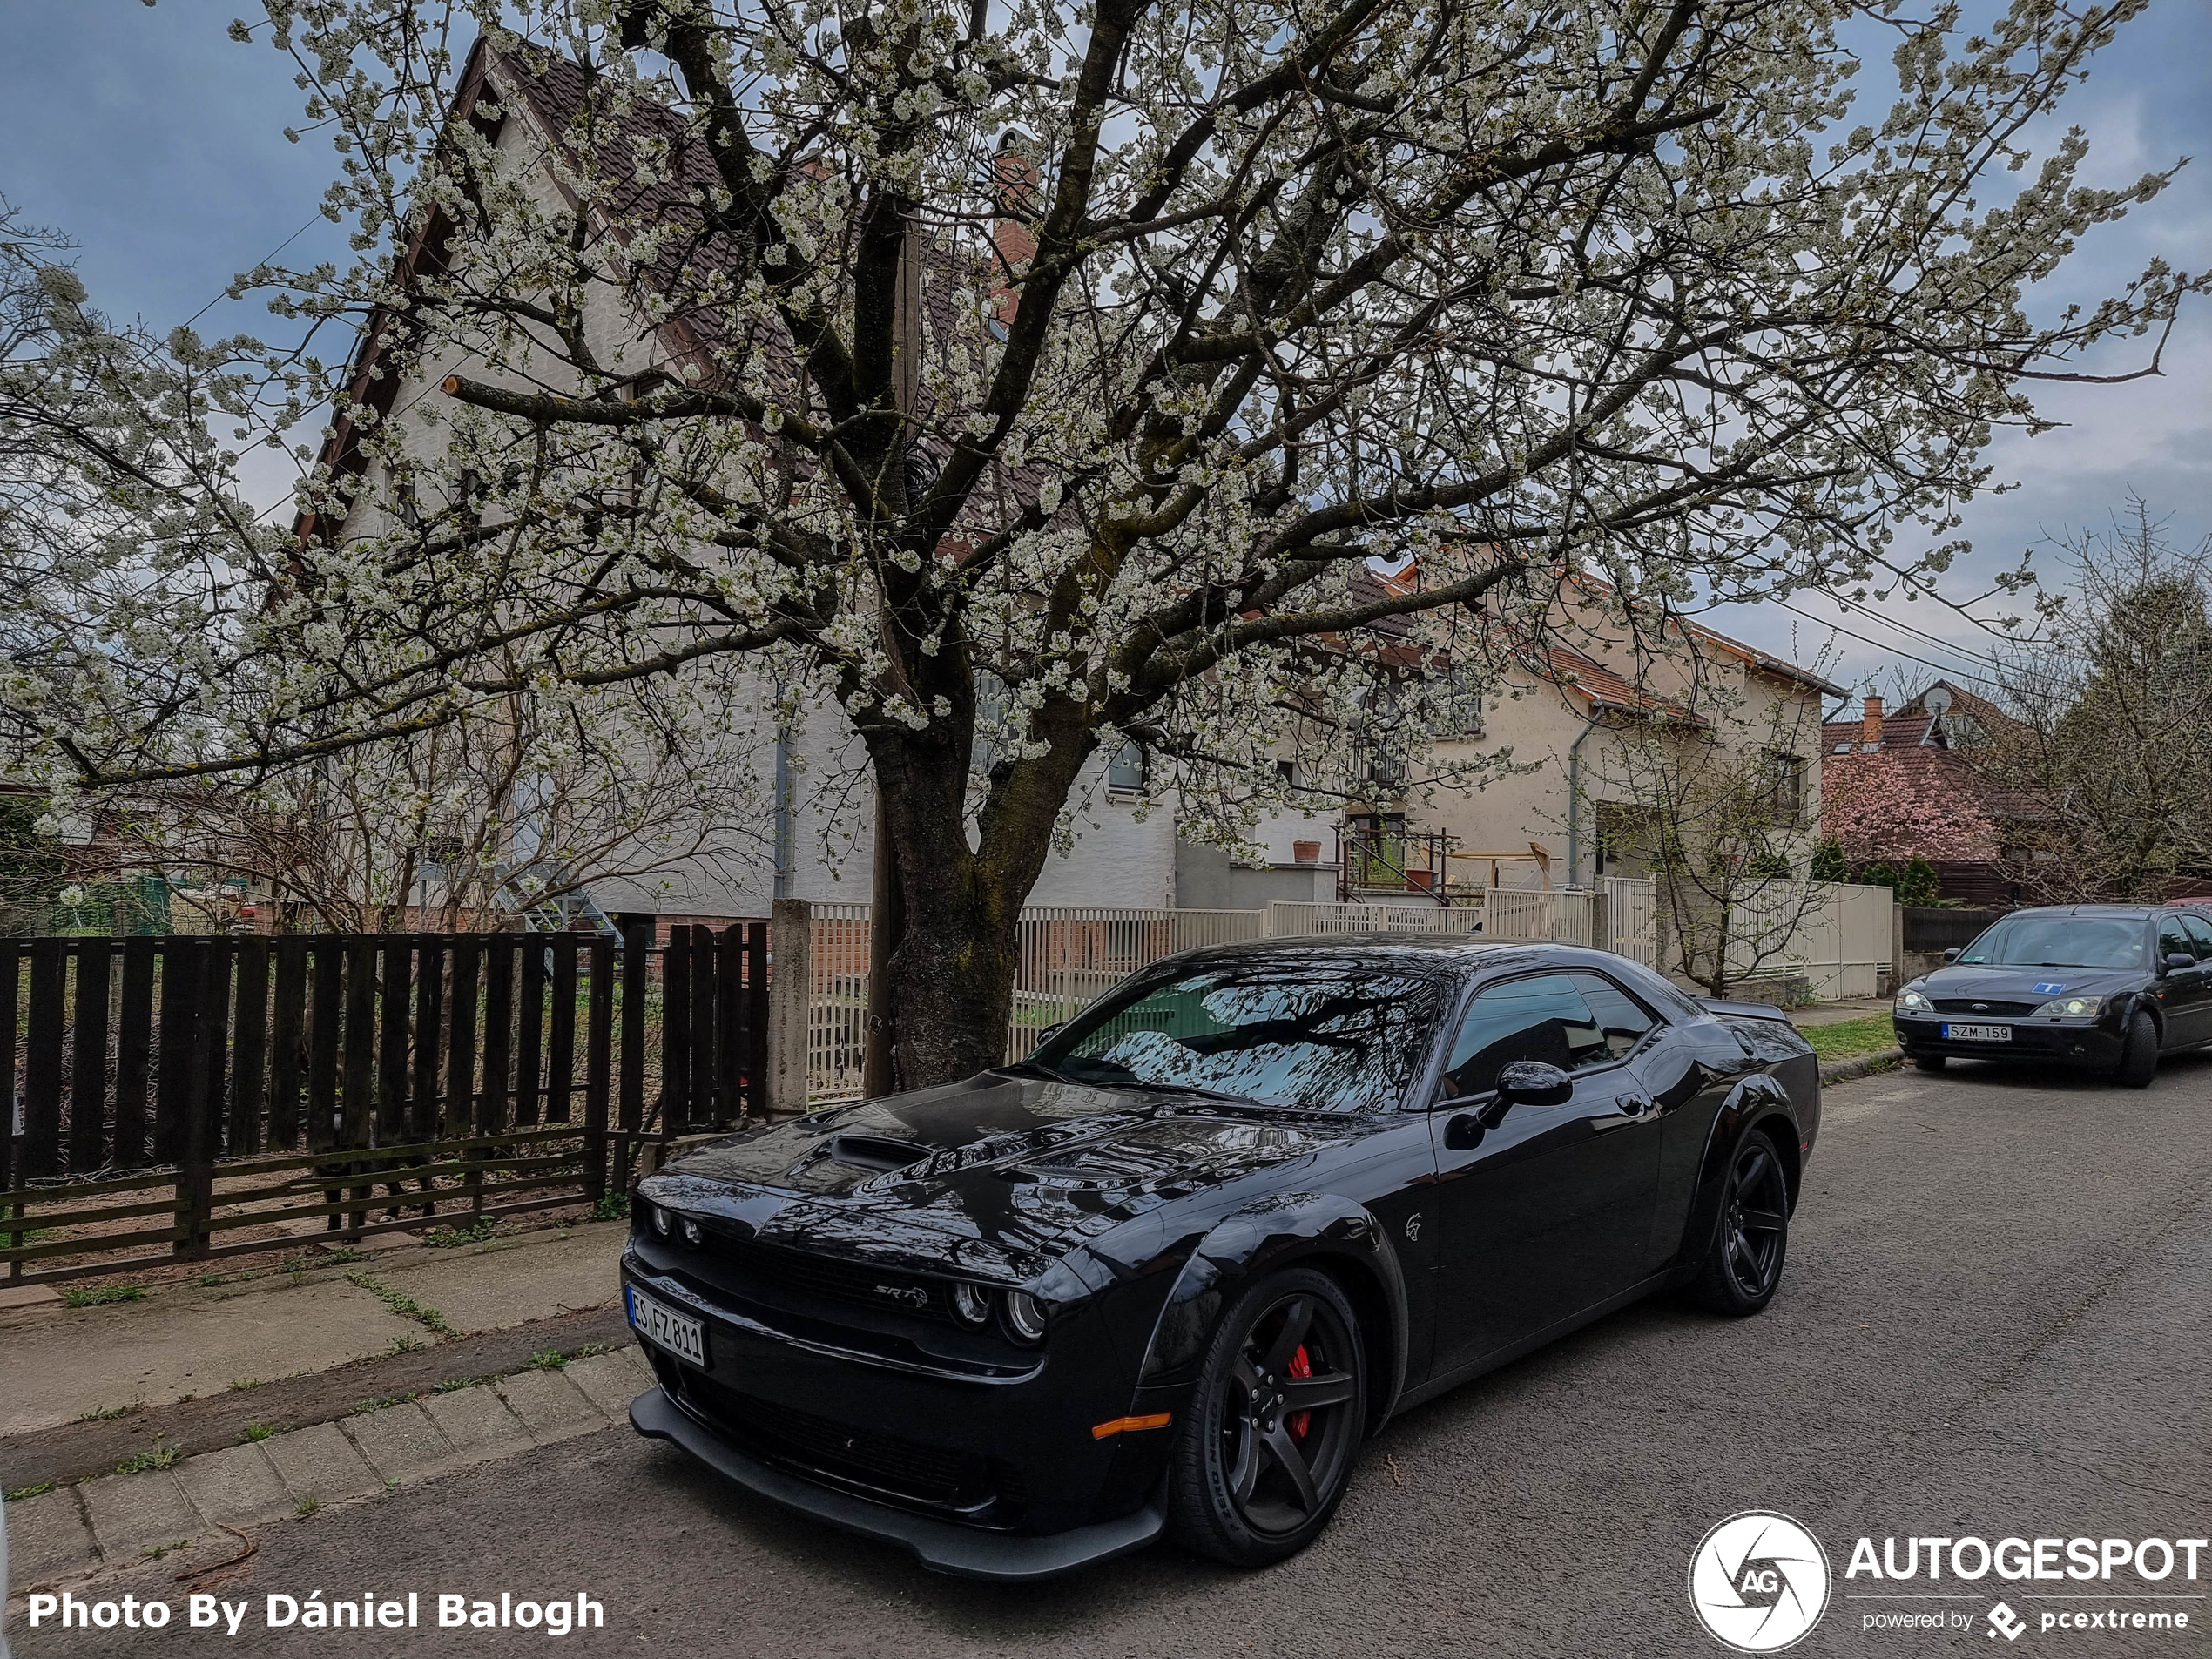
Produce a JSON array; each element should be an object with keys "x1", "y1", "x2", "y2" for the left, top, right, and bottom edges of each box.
[
  {"x1": 1002, "y1": 1290, "x2": 1048, "y2": 1343},
  {"x1": 949, "y1": 1280, "x2": 993, "y2": 1327},
  {"x1": 1895, "y1": 988, "x2": 1932, "y2": 1013},
  {"x1": 2031, "y1": 994, "x2": 2105, "y2": 1019}
]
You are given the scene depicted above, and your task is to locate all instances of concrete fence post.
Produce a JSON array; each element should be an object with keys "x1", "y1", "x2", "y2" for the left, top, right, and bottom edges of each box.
[
  {"x1": 768, "y1": 897, "x2": 813, "y2": 1116},
  {"x1": 1590, "y1": 890, "x2": 1611, "y2": 956},
  {"x1": 1890, "y1": 898, "x2": 1905, "y2": 998}
]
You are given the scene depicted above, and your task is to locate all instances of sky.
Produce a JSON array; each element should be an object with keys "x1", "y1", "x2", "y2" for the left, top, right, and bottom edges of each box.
[{"x1": 3, "y1": 0, "x2": 2207, "y2": 709}]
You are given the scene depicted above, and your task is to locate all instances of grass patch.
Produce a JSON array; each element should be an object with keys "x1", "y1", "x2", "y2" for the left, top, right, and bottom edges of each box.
[
  {"x1": 230, "y1": 1377, "x2": 264, "y2": 1392},
  {"x1": 5, "y1": 1481, "x2": 56, "y2": 1501},
  {"x1": 421, "y1": 1216, "x2": 498, "y2": 1249},
  {"x1": 63, "y1": 1284, "x2": 148, "y2": 1308},
  {"x1": 573, "y1": 1342, "x2": 617, "y2": 1359},
  {"x1": 76, "y1": 1402, "x2": 136, "y2": 1422},
  {"x1": 116, "y1": 1440, "x2": 183, "y2": 1475},
  {"x1": 432, "y1": 1375, "x2": 494, "y2": 1394},
  {"x1": 590, "y1": 1189, "x2": 631, "y2": 1223},
  {"x1": 528, "y1": 1348, "x2": 567, "y2": 1371},
  {"x1": 241, "y1": 1422, "x2": 280, "y2": 1443},
  {"x1": 295, "y1": 1494, "x2": 320, "y2": 1517},
  {"x1": 388, "y1": 1332, "x2": 428, "y2": 1355},
  {"x1": 1801, "y1": 1014, "x2": 1899, "y2": 1062},
  {"x1": 346, "y1": 1272, "x2": 451, "y2": 1335},
  {"x1": 350, "y1": 1393, "x2": 416, "y2": 1415}
]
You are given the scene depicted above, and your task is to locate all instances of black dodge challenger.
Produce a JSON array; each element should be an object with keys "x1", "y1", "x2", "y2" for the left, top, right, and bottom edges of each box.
[{"x1": 622, "y1": 937, "x2": 1819, "y2": 1580}]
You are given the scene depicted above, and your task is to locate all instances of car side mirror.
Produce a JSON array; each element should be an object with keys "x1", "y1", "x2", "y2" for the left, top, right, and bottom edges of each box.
[
  {"x1": 1943, "y1": 948, "x2": 1961, "y2": 962},
  {"x1": 1496, "y1": 1061, "x2": 1574, "y2": 1108},
  {"x1": 1034, "y1": 1022, "x2": 1066, "y2": 1045},
  {"x1": 2161, "y1": 953, "x2": 2195, "y2": 975}
]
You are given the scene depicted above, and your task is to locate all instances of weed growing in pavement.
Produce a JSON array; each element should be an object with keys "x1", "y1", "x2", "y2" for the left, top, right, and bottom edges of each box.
[
  {"x1": 431, "y1": 1375, "x2": 494, "y2": 1394},
  {"x1": 528, "y1": 1348, "x2": 567, "y2": 1370},
  {"x1": 76, "y1": 1403, "x2": 135, "y2": 1422},
  {"x1": 116, "y1": 1441, "x2": 183, "y2": 1475},
  {"x1": 389, "y1": 1332, "x2": 427, "y2": 1354},
  {"x1": 320, "y1": 1245, "x2": 366, "y2": 1264},
  {"x1": 350, "y1": 1393, "x2": 416, "y2": 1415},
  {"x1": 197, "y1": 1273, "x2": 226, "y2": 1287},
  {"x1": 590, "y1": 1189, "x2": 631, "y2": 1222},
  {"x1": 63, "y1": 1285, "x2": 148, "y2": 1308},
  {"x1": 295, "y1": 1495, "x2": 320, "y2": 1517},
  {"x1": 346, "y1": 1272, "x2": 451, "y2": 1334},
  {"x1": 5, "y1": 1482, "x2": 56, "y2": 1501},
  {"x1": 230, "y1": 1377, "x2": 263, "y2": 1391},
  {"x1": 421, "y1": 1215, "x2": 499, "y2": 1249},
  {"x1": 242, "y1": 1423, "x2": 280, "y2": 1443},
  {"x1": 573, "y1": 1342, "x2": 617, "y2": 1359}
]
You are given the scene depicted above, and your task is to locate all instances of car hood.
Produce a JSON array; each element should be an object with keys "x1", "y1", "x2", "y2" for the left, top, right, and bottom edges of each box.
[
  {"x1": 1912, "y1": 962, "x2": 2143, "y2": 1001},
  {"x1": 644, "y1": 1070, "x2": 1372, "y2": 1278}
]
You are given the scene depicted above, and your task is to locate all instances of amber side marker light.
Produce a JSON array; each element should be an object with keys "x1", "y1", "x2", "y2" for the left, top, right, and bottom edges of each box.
[{"x1": 1091, "y1": 1413, "x2": 1173, "y2": 1440}]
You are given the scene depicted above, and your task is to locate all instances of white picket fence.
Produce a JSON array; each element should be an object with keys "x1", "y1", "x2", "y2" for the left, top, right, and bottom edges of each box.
[{"x1": 1723, "y1": 881, "x2": 1892, "y2": 1000}]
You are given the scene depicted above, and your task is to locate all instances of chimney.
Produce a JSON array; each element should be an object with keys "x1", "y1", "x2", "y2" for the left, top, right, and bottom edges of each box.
[
  {"x1": 989, "y1": 132, "x2": 1040, "y2": 332},
  {"x1": 1861, "y1": 695, "x2": 1884, "y2": 749}
]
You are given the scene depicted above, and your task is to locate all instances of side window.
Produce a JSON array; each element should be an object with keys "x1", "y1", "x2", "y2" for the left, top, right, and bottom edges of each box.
[
  {"x1": 2178, "y1": 914, "x2": 2212, "y2": 962},
  {"x1": 2157, "y1": 916, "x2": 2194, "y2": 965},
  {"x1": 1571, "y1": 974, "x2": 1658, "y2": 1062},
  {"x1": 1438, "y1": 974, "x2": 1606, "y2": 1101}
]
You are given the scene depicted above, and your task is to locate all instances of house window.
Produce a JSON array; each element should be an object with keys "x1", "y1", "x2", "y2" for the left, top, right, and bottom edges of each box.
[
  {"x1": 1107, "y1": 740, "x2": 1148, "y2": 793},
  {"x1": 1763, "y1": 752, "x2": 1807, "y2": 826}
]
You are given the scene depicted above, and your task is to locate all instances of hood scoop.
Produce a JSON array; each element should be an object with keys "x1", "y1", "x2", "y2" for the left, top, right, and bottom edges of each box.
[{"x1": 820, "y1": 1133, "x2": 931, "y2": 1173}]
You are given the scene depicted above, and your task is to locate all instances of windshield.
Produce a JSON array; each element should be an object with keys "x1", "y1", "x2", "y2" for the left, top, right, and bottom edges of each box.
[
  {"x1": 1957, "y1": 916, "x2": 2147, "y2": 970},
  {"x1": 1029, "y1": 959, "x2": 1447, "y2": 1112}
]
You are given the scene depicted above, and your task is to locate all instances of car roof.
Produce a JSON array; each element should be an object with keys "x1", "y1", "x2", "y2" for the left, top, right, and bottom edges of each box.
[{"x1": 2000, "y1": 905, "x2": 2160, "y2": 921}]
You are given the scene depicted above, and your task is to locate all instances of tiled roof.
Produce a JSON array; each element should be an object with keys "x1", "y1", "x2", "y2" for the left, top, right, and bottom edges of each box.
[{"x1": 1540, "y1": 646, "x2": 1706, "y2": 725}]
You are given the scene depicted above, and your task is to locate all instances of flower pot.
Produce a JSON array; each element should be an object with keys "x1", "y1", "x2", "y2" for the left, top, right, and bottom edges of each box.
[{"x1": 1292, "y1": 840, "x2": 1321, "y2": 864}]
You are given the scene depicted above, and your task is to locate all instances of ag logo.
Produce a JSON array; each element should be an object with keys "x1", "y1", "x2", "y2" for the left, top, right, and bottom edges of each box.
[{"x1": 1688, "y1": 1511, "x2": 1831, "y2": 1652}]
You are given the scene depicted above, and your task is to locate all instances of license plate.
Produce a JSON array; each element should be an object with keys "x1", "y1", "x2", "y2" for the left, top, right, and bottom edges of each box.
[
  {"x1": 1940, "y1": 1023, "x2": 2012, "y2": 1042},
  {"x1": 628, "y1": 1285, "x2": 706, "y2": 1366}
]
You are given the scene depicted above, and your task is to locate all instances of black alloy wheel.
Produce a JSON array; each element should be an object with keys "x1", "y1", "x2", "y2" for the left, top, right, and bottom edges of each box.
[
  {"x1": 1694, "y1": 1132, "x2": 1791, "y2": 1315},
  {"x1": 1168, "y1": 1266, "x2": 1366, "y2": 1567}
]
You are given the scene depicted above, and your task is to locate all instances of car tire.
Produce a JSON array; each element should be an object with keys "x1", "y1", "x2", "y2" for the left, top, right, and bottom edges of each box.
[
  {"x1": 2113, "y1": 1009, "x2": 2160, "y2": 1089},
  {"x1": 1166, "y1": 1265, "x2": 1366, "y2": 1568},
  {"x1": 1912, "y1": 1052, "x2": 1946, "y2": 1073},
  {"x1": 1692, "y1": 1129, "x2": 1791, "y2": 1317}
]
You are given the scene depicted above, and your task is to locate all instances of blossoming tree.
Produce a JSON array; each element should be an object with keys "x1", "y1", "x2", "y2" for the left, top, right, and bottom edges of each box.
[{"x1": 3, "y1": 0, "x2": 2199, "y2": 1084}]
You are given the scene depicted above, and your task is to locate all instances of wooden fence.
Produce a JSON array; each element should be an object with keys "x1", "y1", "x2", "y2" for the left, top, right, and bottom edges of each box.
[{"x1": 3, "y1": 922, "x2": 765, "y2": 1285}]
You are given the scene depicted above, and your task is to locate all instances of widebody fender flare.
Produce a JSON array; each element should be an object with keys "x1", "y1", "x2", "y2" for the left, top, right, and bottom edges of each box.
[
  {"x1": 1131, "y1": 1192, "x2": 1411, "y2": 1430},
  {"x1": 1680, "y1": 1073, "x2": 1803, "y2": 1275}
]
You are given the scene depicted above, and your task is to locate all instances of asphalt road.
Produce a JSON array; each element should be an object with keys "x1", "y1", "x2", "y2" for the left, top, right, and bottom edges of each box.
[{"x1": 13, "y1": 1050, "x2": 2211, "y2": 1659}]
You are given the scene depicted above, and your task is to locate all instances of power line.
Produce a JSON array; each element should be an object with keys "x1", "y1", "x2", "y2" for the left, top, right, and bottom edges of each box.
[
  {"x1": 1767, "y1": 596, "x2": 2013, "y2": 694},
  {"x1": 181, "y1": 212, "x2": 329, "y2": 330}
]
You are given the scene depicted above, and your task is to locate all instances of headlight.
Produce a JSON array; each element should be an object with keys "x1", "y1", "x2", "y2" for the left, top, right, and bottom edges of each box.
[
  {"x1": 2031, "y1": 995, "x2": 2104, "y2": 1019},
  {"x1": 1002, "y1": 1290, "x2": 1047, "y2": 1343},
  {"x1": 681, "y1": 1217, "x2": 702, "y2": 1245},
  {"x1": 651, "y1": 1204, "x2": 670, "y2": 1237},
  {"x1": 1895, "y1": 988, "x2": 1932, "y2": 1013},
  {"x1": 949, "y1": 1281, "x2": 993, "y2": 1327}
]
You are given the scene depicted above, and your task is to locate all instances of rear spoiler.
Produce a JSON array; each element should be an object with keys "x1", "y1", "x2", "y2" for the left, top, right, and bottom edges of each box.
[{"x1": 1698, "y1": 996, "x2": 1795, "y2": 1024}]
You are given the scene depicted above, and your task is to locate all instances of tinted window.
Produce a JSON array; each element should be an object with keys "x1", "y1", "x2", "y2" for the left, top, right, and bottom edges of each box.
[
  {"x1": 2158, "y1": 916, "x2": 2195, "y2": 964},
  {"x1": 1438, "y1": 974, "x2": 1625, "y2": 1100},
  {"x1": 1573, "y1": 974, "x2": 1658, "y2": 1060},
  {"x1": 1957, "y1": 916, "x2": 2147, "y2": 970},
  {"x1": 2181, "y1": 914, "x2": 2212, "y2": 961},
  {"x1": 1036, "y1": 960, "x2": 1446, "y2": 1111}
]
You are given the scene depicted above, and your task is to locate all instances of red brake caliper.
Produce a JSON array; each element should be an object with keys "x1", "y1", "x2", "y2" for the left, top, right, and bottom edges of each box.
[{"x1": 1287, "y1": 1344, "x2": 1312, "y2": 1439}]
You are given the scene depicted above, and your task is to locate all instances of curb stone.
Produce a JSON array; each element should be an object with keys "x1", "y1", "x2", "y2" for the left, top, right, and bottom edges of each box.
[
  {"x1": 3, "y1": 1348, "x2": 650, "y2": 1596},
  {"x1": 1819, "y1": 1047, "x2": 1902, "y2": 1086}
]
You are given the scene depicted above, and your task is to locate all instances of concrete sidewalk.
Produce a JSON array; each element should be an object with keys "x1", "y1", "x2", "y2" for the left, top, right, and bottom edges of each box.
[{"x1": 0, "y1": 1222, "x2": 630, "y2": 1440}]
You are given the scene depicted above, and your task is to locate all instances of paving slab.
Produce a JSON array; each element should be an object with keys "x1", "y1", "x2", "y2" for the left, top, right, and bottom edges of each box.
[
  {"x1": 340, "y1": 1402, "x2": 455, "y2": 1487},
  {"x1": 493, "y1": 1367, "x2": 607, "y2": 1444},
  {"x1": 260, "y1": 1420, "x2": 374, "y2": 1507},
  {"x1": 3, "y1": 1488, "x2": 101, "y2": 1586},
  {"x1": 172, "y1": 1442, "x2": 294, "y2": 1528},
  {"x1": 417, "y1": 1386, "x2": 529, "y2": 1467},
  {"x1": 0, "y1": 1280, "x2": 415, "y2": 1437},
  {"x1": 564, "y1": 1348, "x2": 651, "y2": 1420},
  {"x1": 373, "y1": 1229, "x2": 625, "y2": 1333},
  {"x1": 77, "y1": 1470, "x2": 206, "y2": 1562},
  {"x1": 0, "y1": 1285, "x2": 61, "y2": 1312}
]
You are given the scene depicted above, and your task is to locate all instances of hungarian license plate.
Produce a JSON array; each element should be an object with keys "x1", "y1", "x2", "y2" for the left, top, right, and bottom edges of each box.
[
  {"x1": 1940, "y1": 1022, "x2": 2012, "y2": 1042},
  {"x1": 628, "y1": 1285, "x2": 706, "y2": 1366}
]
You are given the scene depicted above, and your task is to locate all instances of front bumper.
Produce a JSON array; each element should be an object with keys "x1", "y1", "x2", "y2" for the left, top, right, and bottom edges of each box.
[
  {"x1": 1892, "y1": 1013, "x2": 2126, "y2": 1066},
  {"x1": 630, "y1": 1386, "x2": 1165, "y2": 1581}
]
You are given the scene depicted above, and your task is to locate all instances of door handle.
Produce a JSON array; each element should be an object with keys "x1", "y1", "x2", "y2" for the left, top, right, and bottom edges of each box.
[{"x1": 1615, "y1": 1094, "x2": 1651, "y2": 1117}]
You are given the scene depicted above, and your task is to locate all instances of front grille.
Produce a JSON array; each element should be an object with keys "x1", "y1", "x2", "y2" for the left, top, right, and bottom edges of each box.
[
  {"x1": 676, "y1": 1371, "x2": 1013, "y2": 1514},
  {"x1": 1933, "y1": 998, "x2": 2040, "y2": 1016},
  {"x1": 697, "y1": 1224, "x2": 949, "y2": 1323}
]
